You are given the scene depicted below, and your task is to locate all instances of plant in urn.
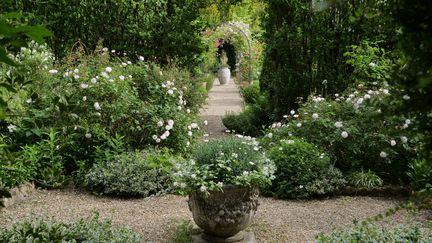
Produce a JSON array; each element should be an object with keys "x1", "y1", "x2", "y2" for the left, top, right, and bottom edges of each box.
[{"x1": 173, "y1": 137, "x2": 275, "y2": 242}]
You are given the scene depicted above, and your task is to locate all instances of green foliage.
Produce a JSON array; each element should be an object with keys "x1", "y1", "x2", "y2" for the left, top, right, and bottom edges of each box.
[
  {"x1": 5, "y1": 0, "x2": 211, "y2": 70},
  {"x1": 348, "y1": 170, "x2": 383, "y2": 189},
  {"x1": 265, "y1": 138, "x2": 345, "y2": 199},
  {"x1": 223, "y1": 111, "x2": 257, "y2": 136},
  {"x1": 0, "y1": 12, "x2": 51, "y2": 119},
  {"x1": 85, "y1": 150, "x2": 177, "y2": 197},
  {"x1": 223, "y1": 92, "x2": 271, "y2": 136},
  {"x1": 259, "y1": 44, "x2": 416, "y2": 183},
  {"x1": 169, "y1": 220, "x2": 196, "y2": 243},
  {"x1": 0, "y1": 135, "x2": 37, "y2": 189},
  {"x1": 407, "y1": 157, "x2": 432, "y2": 196},
  {"x1": 344, "y1": 40, "x2": 393, "y2": 85},
  {"x1": 15, "y1": 129, "x2": 65, "y2": 189},
  {"x1": 0, "y1": 214, "x2": 142, "y2": 242},
  {"x1": 204, "y1": 73, "x2": 216, "y2": 91},
  {"x1": 173, "y1": 136, "x2": 275, "y2": 196},
  {"x1": 260, "y1": 85, "x2": 417, "y2": 184},
  {"x1": 241, "y1": 81, "x2": 260, "y2": 105},
  {"x1": 260, "y1": 0, "x2": 396, "y2": 118},
  {"x1": 390, "y1": 0, "x2": 432, "y2": 158},
  {"x1": 0, "y1": 44, "x2": 205, "y2": 192},
  {"x1": 316, "y1": 221, "x2": 431, "y2": 242}
]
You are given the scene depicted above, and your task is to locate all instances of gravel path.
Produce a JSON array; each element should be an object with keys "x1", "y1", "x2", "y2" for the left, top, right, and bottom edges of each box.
[
  {"x1": 200, "y1": 78, "x2": 244, "y2": 139},
  {"x1": 0, "y1": 189, "x2": 428, "y2": 242}
]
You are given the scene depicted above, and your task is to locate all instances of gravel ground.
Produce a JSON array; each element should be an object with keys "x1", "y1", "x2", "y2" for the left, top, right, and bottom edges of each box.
[{"x1": 0, "y1": 188, "x2": 429, "y2": 242}]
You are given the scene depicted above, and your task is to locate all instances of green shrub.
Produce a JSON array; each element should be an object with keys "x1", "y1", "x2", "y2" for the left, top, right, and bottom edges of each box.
[
  {"x1": 241, "y1": 81, "x2": 260, "y2": 105},
  {"x1": 223, "y1": 111, "x2": 257, "y2": 136},
  {"x1": 316, "y1": 221, "x2": 431, "y2": 242},
  {"x1": 85, "y1": 150, "x2": 177, "y2": 197},
  {"x1": 1, "y1": 45, "x2": 205, "y2": 189},
  {"x1": 5, "y1": 0, "x2": 211, "y2": 70},
  {"x1": 223, "y1": 92, "x2": 272, "y2": 137},
  {"x1": 17, "y1": 129, "x2": 65, "y2": 189},
  {"x1": 408, "y1": 156, "x2": 432, "y2": 196},
  {"x1": 0, "y1": 214, "x2": 141, "y2": 242},
  {"x1": 260, "y1": 1, "x2": 395, "y2": 118},
  {"x1": 348, "y1": 170, "x2": 383, "y2": 188},
  {"x1": 0, "y1": 135, "x2": 37, "y2": 189},
  {"x1": 260, "y1": 83, "x2": 418, "y2": 184},
  {"x1": 265, "y1": 138, "x2": 346, "y2": 199}
]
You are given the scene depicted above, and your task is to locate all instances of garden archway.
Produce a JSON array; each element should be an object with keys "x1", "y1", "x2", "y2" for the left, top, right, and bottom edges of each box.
[{"x1": 211, "y1": 21, "x2": 253, "y2": 82}]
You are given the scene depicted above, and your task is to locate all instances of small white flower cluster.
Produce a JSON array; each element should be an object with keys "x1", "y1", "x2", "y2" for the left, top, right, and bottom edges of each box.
[
  {"x1": 7, "y1": 124, "x2": 17, "y2": 133},
  {"x1": 153, "y1": 119, "x2": 175, "y2": 143},
  {"x1": 402, "y1": 118, "x2": 412, "y2": 129},
  {"x1": 312, "y1": 96, "x2": 325, "y2": 103},
  {"x1": 333, "y1": 121, "x2": 349, "y2": 138},
  {"x1": 187, "y1": 122, "x2": 199, "y2": 137},
  {"x1": 162, "y1": 80, "x2": 176, "y2": 96},
  {"x1": 9, "y1": 41, "x2": 54, "y2": 67}
]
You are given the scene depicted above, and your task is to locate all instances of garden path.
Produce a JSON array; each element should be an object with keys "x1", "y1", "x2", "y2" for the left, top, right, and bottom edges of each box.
[{"x1": 200, "y1": 78, "x2": 244, "y2": 139}]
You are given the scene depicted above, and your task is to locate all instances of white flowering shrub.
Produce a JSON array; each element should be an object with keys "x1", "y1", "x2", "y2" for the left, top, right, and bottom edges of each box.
[
  {"x1": 264, "y1": 137, "x2": 346, "y2": 199},
  {"x1": 173, "y1": 136, "x2": 275, "y2": 196},
  {"x1": 260, "y1": 82, "x2": 418, "y2": 184},
  {"x1": 2, "y1": 47, "x2": 205, "y2": 189}
]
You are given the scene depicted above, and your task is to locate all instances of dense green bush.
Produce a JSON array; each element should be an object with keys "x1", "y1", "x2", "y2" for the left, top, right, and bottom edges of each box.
[
  {"x1": 223, "y1": 92, "x2": 272, "y2": 136},
  {"x1": 260, "y1": 82, "x2": 417, "y2": 184},
  {"x1": 85, "y1": 150, "x2": 177, "y2": 197},
  {"x1": 260, "y1": 0, "x2": 396, "y2": 118},
  {"x1": 264, "y1": 138, "x2": 346, "y2": 199},
  {"x1": 0, "y1": 136, "x2": 36, "y2": 188},
  {"x1": 240, "y1": 81, "x2": 260, "y2": 105},
  {"x1": 0, "y1": 214, "x2": 141, "y2": 242},
  {"x1": 3, "y1": 0, "x2": 212, "y2": 70},
  {"x1": 316, "y1": 221, "x2": 431, "y2": 242},
  {"x1": 407, "y1": 157, "x2": 432, "y2": 197}
]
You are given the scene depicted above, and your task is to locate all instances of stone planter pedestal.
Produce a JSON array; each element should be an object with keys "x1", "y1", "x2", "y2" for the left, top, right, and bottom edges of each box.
[{"x1": 189, "y1": 185, "x2": 258, "y2": 243}]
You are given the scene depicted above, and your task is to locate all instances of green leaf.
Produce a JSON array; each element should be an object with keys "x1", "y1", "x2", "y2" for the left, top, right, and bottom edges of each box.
[
  {"x1": 19, "y1": 25, "x2": 53, "y2": 44},
  {"x1": 2, "y1": 12, "x2": 22, "y2": 19},
  {"x1": 0, "y1": 83, "x2": 17, "y2": 93},
  {"x1": 0, "y1": 47, "x2": 17, "y2": 66},
  {"x1": 0, "y1": 98, "x2": 6, "y2": 120}
]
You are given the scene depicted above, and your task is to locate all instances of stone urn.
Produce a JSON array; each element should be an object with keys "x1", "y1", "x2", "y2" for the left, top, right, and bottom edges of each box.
[
  {"x1": 188, "y1": 185, "x2": 258, "y2": 242},
  {"x1": 218, "y1": 67, "x2": 231, "y2": 85}
]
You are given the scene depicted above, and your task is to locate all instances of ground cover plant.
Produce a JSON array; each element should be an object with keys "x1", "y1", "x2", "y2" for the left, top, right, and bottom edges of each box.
[
  {"x1": 0, "y1": 214, "x2": 142, "y2": 242},
  {"x1": 316, "y1": 221, "x2": 431, "y2": 242},
  {"x1": 85, "y1": 149, "x2": 180, "y2": 197}
]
